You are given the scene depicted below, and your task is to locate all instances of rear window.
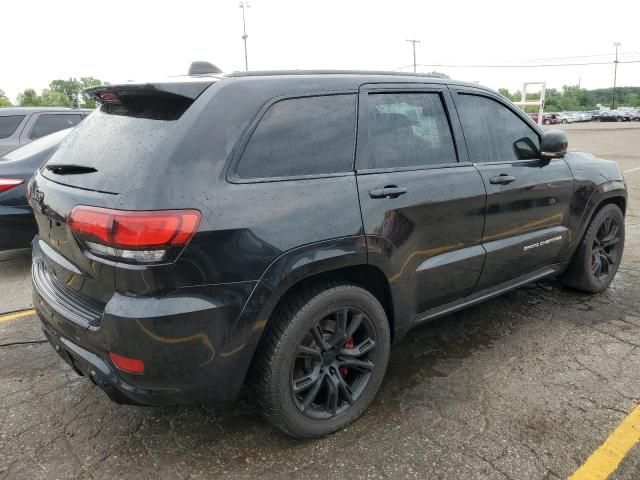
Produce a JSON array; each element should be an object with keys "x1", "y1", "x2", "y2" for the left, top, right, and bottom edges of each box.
[
  {"x1": 30, "y1": 114, "x2": 83, "y2": 140},
  {"x1": 235, "y1": 94, "x2": 357, "y2": 179},
  {"x1": 42, "y1": 109, "x2": 180, "y2": 193},
  {"x1": 42, "y1": 81, "x2": 214, "y2": 194},
  {"x1": 0, "y1": 115, "x2": 25, "y2": 139}
]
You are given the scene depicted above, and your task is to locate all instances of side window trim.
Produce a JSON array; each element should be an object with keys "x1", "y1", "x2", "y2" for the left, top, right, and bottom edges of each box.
[
  {"x1": 451, "y1": 88, "x2": 543, "y2": 165},
  {"x1": 28, "y1": 113, "x2": 83, "y2": 140},
  {"x1": 355, "y1": 88, "x2": 467, "y2": 173},
  {"x1": 227, "y1": 91, "x2": 358, "y2": 184}
]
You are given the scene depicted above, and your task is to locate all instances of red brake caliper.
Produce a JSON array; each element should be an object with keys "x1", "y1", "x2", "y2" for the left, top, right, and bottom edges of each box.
[{"x1": 340, "y1": 337, "x2": 354, "y2": 377}]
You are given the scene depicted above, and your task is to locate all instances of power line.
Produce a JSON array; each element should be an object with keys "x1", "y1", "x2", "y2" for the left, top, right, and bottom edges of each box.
[
  {"x1": 394, "y1": 59, "x2": 640, "y2": 70},
  {"x1": 498, "y1": 52, "x2": 640, "y2": 62}
]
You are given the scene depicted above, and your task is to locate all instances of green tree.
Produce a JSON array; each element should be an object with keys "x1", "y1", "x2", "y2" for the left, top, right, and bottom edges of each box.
[
  {"x1": 17, "y1": 88, "x2": 42, "y2": 106},
  {"x1": 40, "y1": 89, "x2": 72, "y2": 107},
  {"x1": 49, "y1": 78, "x2": 83, "y2": 107},
  {"x1": 0, "y1": 89, "x2": 11, "y2": 107}
]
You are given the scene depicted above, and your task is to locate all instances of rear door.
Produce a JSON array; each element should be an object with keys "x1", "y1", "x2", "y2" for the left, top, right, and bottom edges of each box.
[
  {"x1": 451, "y1": 88, "x2": 574, "y2": 289},
  {"x1": 356, "y1": 84, "x2": 487, "y2": 322}
]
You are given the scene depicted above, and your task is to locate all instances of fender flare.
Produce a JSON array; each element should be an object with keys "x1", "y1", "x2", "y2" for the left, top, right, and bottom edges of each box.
[
  {"x1": 214, "y1": 235, "x2": 368, "y2": 390},
  {"x1": 565, "y1": 180, "x2": 627, "y2": 258}
]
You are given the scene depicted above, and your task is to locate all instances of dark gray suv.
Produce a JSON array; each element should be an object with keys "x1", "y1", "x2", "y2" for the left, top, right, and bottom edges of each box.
[{"x1": 0, "y1": 107, "x2": 92, "y2": 155}]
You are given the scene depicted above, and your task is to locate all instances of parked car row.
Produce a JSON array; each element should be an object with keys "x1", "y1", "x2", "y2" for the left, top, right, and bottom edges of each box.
[
  {"x1": 594, "y1": 110, "x2": 640, "y2": 122},
  {"x1": 0, "y1": 107, "x2": 92, "y2": 156},
  {"x1": 529, "y1": 109, "x2": 639, "y2": 124}
]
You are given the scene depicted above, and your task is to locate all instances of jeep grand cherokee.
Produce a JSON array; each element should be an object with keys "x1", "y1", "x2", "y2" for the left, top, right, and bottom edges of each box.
[{"x1": 29, "y1": 71, "x2": 626, "y2": 438}]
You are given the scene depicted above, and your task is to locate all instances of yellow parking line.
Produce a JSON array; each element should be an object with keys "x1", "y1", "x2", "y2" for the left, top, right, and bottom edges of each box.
[
  {"x1": 623, "y1": 166, "x2": 640, "y2": 174},
  {"x1": 569, "y1": 405, "x2": 640, "y2": 480},
  {"x1": 0, "y1": 309, "x2": 36, "y2": 323}
]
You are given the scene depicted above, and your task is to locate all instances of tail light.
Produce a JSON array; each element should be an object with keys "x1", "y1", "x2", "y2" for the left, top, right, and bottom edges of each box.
[
  {"x1": 68, "y1": 206, "x2": 201, "y2": 263},
  {"x1": 0, "y1": 178, "x2": 24, "y2": 192}
]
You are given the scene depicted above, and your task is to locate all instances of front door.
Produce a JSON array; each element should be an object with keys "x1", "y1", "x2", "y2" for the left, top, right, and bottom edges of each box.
[
  {"x1": 451, "y1": 89, "x2": 574, "y2": 289},
  {"x1": 355, "y1": 85, "x2": 487, "y2": 326}
]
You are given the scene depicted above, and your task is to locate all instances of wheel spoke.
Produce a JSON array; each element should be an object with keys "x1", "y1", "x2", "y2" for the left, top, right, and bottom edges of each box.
[
  {"x1": 338, "y1": 357, "x2": 375, "y2": 371},
  {"x1": 292, "y1": 365, "x2": 322, "y2": 394},
  {"x1": 591, "y1": 256, "x2": 601, "y2": 276},
  {"x1": 325, "y1": 372, "x2": 339, "y2": 413},
  {"x1": 301, "y1": 372, "x2": 325, "y2": 411},
  {"x1": 346, "y1": 313, "x2": 364, "y2": 338},
  {"x1": 335, "y1": 371, "x2": 354, "y2": 405},
  {"x1": 327, "y1": 308, "x2": 348, "y2": 348},
  {"x1": 341, "y1": 337, "x2": 376, "y2": 357},
  {"x1": 310, "y1": 324, "x2": 329, "y2": 352},
  {"x1": 602, "y1": 237, "x2": 620, "y2": 248},
  {"x1": 297, "y1": 345, "x2": 321, "y2": 359}
]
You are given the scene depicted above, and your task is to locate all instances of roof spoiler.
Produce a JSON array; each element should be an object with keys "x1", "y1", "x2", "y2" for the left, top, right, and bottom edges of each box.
[{"x1": 85, "y1": 80, "x2": 215, "y2": 104}]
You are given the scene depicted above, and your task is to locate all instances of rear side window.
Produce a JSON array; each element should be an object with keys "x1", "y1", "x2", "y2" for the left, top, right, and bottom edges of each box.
[
  {"x1": 455, "y1": 94, "x2": 540, "y2": 163},
  {"x1": 30, "y1": 114, "x2": 83, "y2": 140},
  {"x1": 362, "y1": 93, "x2": 457, "y2": 169},
  {"x1": 0, "y1": 115, "x2": 25, "y2": 139},
  {"x1": 236, "y1": 94, "x2": 356, "y2": 179}
]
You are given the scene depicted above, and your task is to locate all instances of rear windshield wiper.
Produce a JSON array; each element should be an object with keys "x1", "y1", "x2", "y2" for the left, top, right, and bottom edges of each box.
[{"x1": 46, "y1": 164, "x2": 97, "y2": 175}]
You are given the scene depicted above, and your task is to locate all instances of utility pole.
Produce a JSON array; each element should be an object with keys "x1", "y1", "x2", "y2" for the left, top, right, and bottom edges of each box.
[
  {"x1": 239, "y1": 2, "x2": 250, "y2": 71},
  {"x1": 405, "y1": 39, "x2": 420, "y2": 73},
  {"x1": 612, "y1": 41, "x2": 621, "y2": 110}
]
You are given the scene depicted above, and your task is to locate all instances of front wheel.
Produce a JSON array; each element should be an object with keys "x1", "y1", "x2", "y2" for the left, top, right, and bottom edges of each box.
[
  {"x1": 253, "y1": 282, "x2": 391, "y2": 438},
  {"x1": 560, "y1": 203, "x2": 624, "y2": 293}
]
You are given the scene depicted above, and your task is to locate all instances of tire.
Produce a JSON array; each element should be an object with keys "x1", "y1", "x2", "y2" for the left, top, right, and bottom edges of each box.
[
  {"x1": 559, "y1": 203, "x2": 625, "y2": 293},
  {"x1": 544, "y1": 119, "x2": 550, "y2": 125},
  {"x1": 562, "y1": 119, "x2": 568, "y2": 124},
  {"x1": 253, "y1": 281, "x2": 391, "y2": 438}
]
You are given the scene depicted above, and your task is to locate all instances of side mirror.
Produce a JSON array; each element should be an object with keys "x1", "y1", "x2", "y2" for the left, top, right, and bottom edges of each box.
[{"x1": 540, "y1": 129, "x2": 568, "y2": 159}]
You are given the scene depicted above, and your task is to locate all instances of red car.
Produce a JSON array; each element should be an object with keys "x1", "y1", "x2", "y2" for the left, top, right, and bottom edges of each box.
[{"x1": 529, "y1": 113, "x2": 557, "y2": 125}]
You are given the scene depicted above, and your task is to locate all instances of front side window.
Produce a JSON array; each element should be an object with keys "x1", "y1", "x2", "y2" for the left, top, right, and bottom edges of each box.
[
  {"x1": 236, "y1": 94, "x2": 357, "y2": 179},
  {"x1": 362, "y1": 92, "x2": 457, "y2": 170},
  {"x1": 0, "y1": 115, "x2": 25, "y2": 139},
  {"x1": 455, "y1": 94, "x2": 540, "y2": 163},
  {"x1": 30, "y1": 114, "x2": 83, "y2": 140}
]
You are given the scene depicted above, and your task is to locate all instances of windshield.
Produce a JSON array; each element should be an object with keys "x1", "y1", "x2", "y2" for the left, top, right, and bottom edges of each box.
[{"x1": 0, "y1": 128, "x2": 72, "y2": 163}]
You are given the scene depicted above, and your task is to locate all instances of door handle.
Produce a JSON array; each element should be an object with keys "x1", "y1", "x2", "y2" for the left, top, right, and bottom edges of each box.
[
  {"x1": 369, "y1": 186, "x2": 408, "y2": 199},
  {"x1": 489, "y1": 174, "x2": 516, "y2": 185}
]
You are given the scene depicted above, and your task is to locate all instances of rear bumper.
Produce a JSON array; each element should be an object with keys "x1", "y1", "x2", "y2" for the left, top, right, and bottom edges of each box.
[
  {"x1": 0, "y1": 205, "x2": 36, "y2": 251},
  {"x1": 32, "y1": 239, "x2": 259, "y2": 406}
]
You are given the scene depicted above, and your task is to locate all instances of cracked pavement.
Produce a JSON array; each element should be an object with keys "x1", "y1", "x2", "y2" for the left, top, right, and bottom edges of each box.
[{"x1": 1, "y1": 124, "x2": 639, "y2": 479}]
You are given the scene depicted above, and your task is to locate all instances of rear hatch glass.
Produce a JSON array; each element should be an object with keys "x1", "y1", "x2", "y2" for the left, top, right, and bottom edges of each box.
[{"x1": 41, "y1": 80, "x2": 215, "y2": 194}]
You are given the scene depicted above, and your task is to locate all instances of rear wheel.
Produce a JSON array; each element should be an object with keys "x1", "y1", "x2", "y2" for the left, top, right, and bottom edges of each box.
[
  {"x1": 253, "y1": 282, "x2": 390, "y2": 438},
  {"x1": 560, "y1": 203, "x2": 624, "y2": 293}
]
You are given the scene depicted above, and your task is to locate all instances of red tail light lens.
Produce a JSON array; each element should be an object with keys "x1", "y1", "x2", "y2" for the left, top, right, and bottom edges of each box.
[
  {"x1": 68, "y1": 206, "x2": 201, "y2": 263},
  {"x1": 109, "y1": 352, "x2": 145, "y2": 374},
  {"x1": 0, "y1": 178, "x2": 24, "y2": 192}
]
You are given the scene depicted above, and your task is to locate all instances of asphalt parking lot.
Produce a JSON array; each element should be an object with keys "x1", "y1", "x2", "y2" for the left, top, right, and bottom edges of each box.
[{"x1": 1, "y1": 123, "x2": 639, "y2": 480}]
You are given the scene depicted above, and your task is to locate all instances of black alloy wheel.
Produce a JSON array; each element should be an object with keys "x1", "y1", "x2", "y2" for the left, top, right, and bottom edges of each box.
[
  {"x1": 590, "y1": 215, "x2": 621, "y2": 283},
  {"x1": 560, "y1": 203, "x2": 625, "y2": 293},
  {"x1": 290, "y1": 307, "x2": 376, "y2": 419}
]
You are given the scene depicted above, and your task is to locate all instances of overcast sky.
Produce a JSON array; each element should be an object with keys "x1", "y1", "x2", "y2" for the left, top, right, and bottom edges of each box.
[{"x1": 2, "y1": 0, "x2": 639, "y2": 102}]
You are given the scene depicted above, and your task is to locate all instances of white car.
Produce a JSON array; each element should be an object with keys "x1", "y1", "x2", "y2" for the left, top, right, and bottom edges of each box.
[{"x1": 556, "y1": 112, "x2": 578, "y2": 124}]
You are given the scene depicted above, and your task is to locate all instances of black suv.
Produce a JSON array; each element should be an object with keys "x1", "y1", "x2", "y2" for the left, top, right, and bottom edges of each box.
[{"x1": 29, "y1": 71, "x2": 627, "y2": 438}]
